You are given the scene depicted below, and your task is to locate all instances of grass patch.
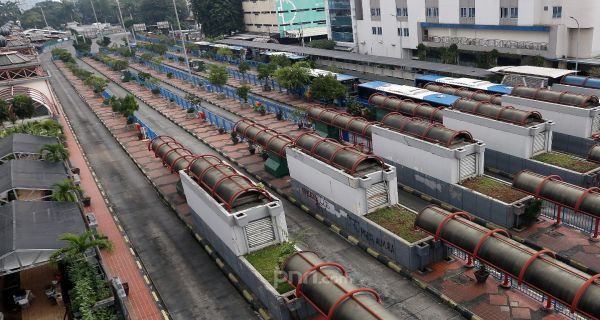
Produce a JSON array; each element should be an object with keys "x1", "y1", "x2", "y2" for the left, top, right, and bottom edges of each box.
[
  {"x1": 532, "y1": 151, "x2": 599, "y2": 173},
  {"x1": 364, "y1": 206, "x2": 427, "y2": 243},
  {"x1": 460, "y1": 176, "x2": 528, "y2": 203},
  {"x1": 245, "y1": 242, "x2": 295, "y2": 294}
]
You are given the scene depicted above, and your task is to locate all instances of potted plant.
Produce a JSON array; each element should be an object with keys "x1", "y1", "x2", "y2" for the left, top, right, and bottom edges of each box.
[
  {"x1": 82, "y1": 196, "x2": 91, "y2": 207},
  {"x1": 218, "y1": 127, "x2": 225, "y2": 134},
  {"x1": 137, "y1": 132, "x2": 144, "y2": 140},
  {"x1": 474, "y1": 265, "x2": 490, "y2": 284},
  {"x1": 186, "y1": 107, "x2": 196, "y2": 119},
  {"x1": 126, "y1": 116, "x2": 136, "y2": 129},
  {"x1": 167, "y1": 72, "x2": 173, "y2": 79},
  {"x1": 292, "y1": 109, "x2": 305, "y2": 129},
  {"x1": 151, "y1": 87, "x2": 161, "y2": 95},
  {"x1": 169, "y1": 98, "x2": 176, "y2": 108},
  {"x1": 248, "y1": 143, "x2": 256, "y2": 155},
  {"x1": 276, "y1": 108, "x2": 283, "y2": 121},
  {"x1": 236, "y1": 85, "x2": 250, "y2": 108},
  {"x1": 231, "y1": 131, "x2": 239, "y2": 144},
  {"x1": 178, "y1": 56, "x2": 185, "y2": 65}
]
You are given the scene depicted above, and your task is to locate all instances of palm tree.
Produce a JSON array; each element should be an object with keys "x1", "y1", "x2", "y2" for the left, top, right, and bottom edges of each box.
[
  {"x1": 52, "y1": 179, "x2": 82, "y2": 202},
  {"x1": 50, "y1": 230, "x2": 113, "y2": 263},
  {"x1": 40, "y1": 144, "x2": 69, "y2": 162}
]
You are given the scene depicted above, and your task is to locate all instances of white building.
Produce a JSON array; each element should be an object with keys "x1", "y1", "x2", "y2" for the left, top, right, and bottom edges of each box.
[
  {"x1": 242, "y1": 0, "x2": 327, "y2": 39},
  {"x1": 326, "y1": 0, "x2": 600, "y2": 63}
]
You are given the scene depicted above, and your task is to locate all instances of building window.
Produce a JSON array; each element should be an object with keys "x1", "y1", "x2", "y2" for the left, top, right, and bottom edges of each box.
[
  {"x1": 397, "y1": 28, "x2": 401, "y2": 36},
  {"x1": 500, "y1": 7, "x2": 508, "y2": 18},
  {"x1": 371, "y1": 8, "x2": 381, "y2": 16},
  {"x1": 426, "y1": 7, "x2": 439, "y2": 17},
  {"x1": 396, "y1": 7, "x2": 408, "y2": 17},
  {"x1": 469, "y1": 7, "x2": 476, "y2": 17},
  {"x1": 378, "y1": 27, "x2": 382, "y2": 35},
  {"x1": 510, "y1": 7, "x2": 518, "y2": 18},
  {"x1": 552, "y1": 6, "x2": 562, "y2": 18},
  {"x1": 460, "y1": 7, "x2": 467, "y2": 17},
  {"x1": 403, "y1": 28, "x2": 409, "y2": 37},
  {"x1": 372, "y1": 27, "x2": 382, "y2": 35},
  {"x1": 372, "y1": 27, "x2": 377, "y2": 35}
]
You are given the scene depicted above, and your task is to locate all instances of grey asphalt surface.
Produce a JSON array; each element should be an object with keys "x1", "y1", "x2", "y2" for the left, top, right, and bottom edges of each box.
[
  {"x1": 42, "y1": 53, "x2": 259, "y2": 320},
  {"x1": 71, "y1": 52, "x2": 461, "y2": 319}
]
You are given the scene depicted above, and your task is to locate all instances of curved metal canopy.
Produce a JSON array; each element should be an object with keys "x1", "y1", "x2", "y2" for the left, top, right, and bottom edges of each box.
[
  {"x1": 188, "y1": 155, "x2": 271, "y2": 211},
  {"x1": 283, "y1": 251, "x2": 398, "y2": 320},
  {"x1": 424, "y1": 83, "x2": 503, "y2": 105},
  {"x1": 588, "y1": 145, "x2": 600, "y2": 164},
  {"x1": 512, "y1": 170, "x2": 600, "y2": 219},
  {"x1": 416, "y1": 206, "x2": 600, "y2": 319},
  {"x1": 380, "y1": 112, "x2": 474, "y2": 148},
  {"x1": 294, "y1": 132, "x2": 384, "y2": 176},
  {"x1": 511, "y1": 86, "x2": 599, "y2": 108},
  {"x1": 452, "y1": 99, "x2": 543, "y2": 126},
  {"x1": 369, "y1": 93, "x2": 443, "y2": 122},
  {"x1": 234, "y1": 119, "x2": 293, "y2": 159},
  {"x1": 149, "y1": 136, "x2": 271, "y2": 211},
  {"x1": 307, "y1": 105, "x2": 374, "y2": 137}
]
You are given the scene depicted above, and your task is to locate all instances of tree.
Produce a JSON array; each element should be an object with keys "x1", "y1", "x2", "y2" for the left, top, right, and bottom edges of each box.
[
  {"x1": 274, "y1": 64, "x2": 310, "y2": 95},
  {"x1": 442, "y1": 44, "x2": 458, "y2": 64},
  {"x1": 52, "y1": 179, "x2": 82, "y2": 202},
  {"x1": 119, "y1": 95, "x2": 139, "y2": 118},
  {"x1": 238, "y1": 61, "x2": 250, "y2": 80},
  {"x1": 270, "y1": 54, "x2": 291, "y2": 68},
  {"x1": 138, "y1": 0, "x2": 188, "y2": 27},
  {"x1": 111, "y1": 59, "x2": 129, "y2": 71},
  {"x1": 12, "y1": 95, "x2": 35, "y2": 123},
  {"x1": 308, "y1": 39, "x2": 336, "y2": 50},
  {"x1": 84, "y1": 75, "x2": 108, "y2": 93},
  {"x1": 417, "y1": 44, "x2": 427, "y2": 60},
  {"x1": 257, "y1": 63, "x2": 277, "y2": 90},
  {"x1": 72, "y1": 35, "x2": 93, "y2": 54},
  {"x1": 191, "y1": 0, "x2": 244, "y2": 37},
  {"x1": 0, "y1": 2, "x2": 21, "y2": 26},
  {"x1": 50, "y1": 230, "x2": 113, "y2": 264},
  {"x1": 309, "y1": 75, "x2": 347, "y2": 104},
  {"x1": 20, "y1": 1, "x2": 71, "y2": 29},
  {"x1": 208, "y1": 65, "x2": 228, "y2": 91},
  {"x1": 110, "y1": 96, "x2": 121, "y2": 113},
  {"x1": 216, "y1": 47, "x2": 233, "y2": 58},
  {"x1": 96, "y1": 36, "x2": 111, "y2": 47},
  {"x1": 0, "y1": 99, "x2": 9, "y2": 128},
  {"x1": 40, "y1": 144, "x2": 69, "y2": 162},
  {"x1": 236, "y1": 85, "x2": 250, "y2": 104}
]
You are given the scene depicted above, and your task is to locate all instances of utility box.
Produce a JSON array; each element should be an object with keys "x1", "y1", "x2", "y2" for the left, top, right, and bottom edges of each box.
[
  {"x1": 180, "y1": 172, "x2": 288, "y2": 256},
  {"x1": 442, "y1": 108, "x2": 554, "y2": 159},
  {"x1": 286, "y1": 147, "x2": 398, "y2": 216},
  {"x1": 502, "y1": 95, "x2": 600, "y2": 139},
  {"x1": 371, "y1": 125, "x2": 485, "y2": 184}
]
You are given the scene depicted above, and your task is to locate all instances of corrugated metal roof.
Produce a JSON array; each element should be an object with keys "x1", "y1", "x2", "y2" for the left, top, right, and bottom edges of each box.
[
  {"x1": 0, "y1": 133, "x2": 58, "y2": 159},
  {"x1": 0, "y1": 200, "x2": 85, "y2": 272},
  {"x1": 488, "y1": 65, "x2": 576, "y2": 79},
  {"x1": 0, "y1": 159, "x2": 68, "y2": 193},
  {"x1": 219, "y1": 39, "x2": 494, "y2": 78},
  {"x1": 0, "y1": 51, "x2": 32, "y2": 66}
]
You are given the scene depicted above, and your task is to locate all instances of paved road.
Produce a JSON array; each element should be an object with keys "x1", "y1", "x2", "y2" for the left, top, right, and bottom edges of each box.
[
  {"x1": 43, "y1": 54, "x2": 259, "y2": 320},
  {"x1": 73, "y1": 54, "x2": 461, "y2": 319}
]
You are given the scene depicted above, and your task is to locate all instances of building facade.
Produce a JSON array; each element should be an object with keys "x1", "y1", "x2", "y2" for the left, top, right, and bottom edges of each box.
[
  {"x1": 242, "y1": 0, "x2": 327, "y2": 39},
  {"x1": 327, "y1": 0, "x2": 600, "y2": 63}
]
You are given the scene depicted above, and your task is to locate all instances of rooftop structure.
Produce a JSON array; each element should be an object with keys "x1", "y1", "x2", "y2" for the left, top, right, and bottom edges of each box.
[{"x1": 0, "y1": 133, "x2": 59, "y2": 163}]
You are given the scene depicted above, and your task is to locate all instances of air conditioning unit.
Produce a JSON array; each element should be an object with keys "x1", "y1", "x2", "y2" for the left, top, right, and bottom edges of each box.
[{"x1": 86, "y1": 212, "x2": 98, "y2": 229}]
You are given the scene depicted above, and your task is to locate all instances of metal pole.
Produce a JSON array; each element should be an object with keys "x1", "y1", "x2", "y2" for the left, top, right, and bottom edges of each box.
[
  {"x1": 570, "y1": 16, "x2": 580, "y2": 72},
  {"x1": 171, "y1": 0, "x2": 193, "y2": 83},
  {"x1": 114, "y1": 0, "x2": 131, "y2": 52},
  {"x1": 40, "y1": 6, "x2": 49, "y2": 29},
  {"x1": 90, "y1": 0, "x2": 99, "y2": 24}
]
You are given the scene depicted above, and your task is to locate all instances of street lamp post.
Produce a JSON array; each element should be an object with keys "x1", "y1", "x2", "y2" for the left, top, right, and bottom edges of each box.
[
  {"x1": 171, "y1": 0, "x2": 193, "y2": 84},
  {"x1": 570, "y1": 16, "x2": 580, "y2": 72},
  {"x1": 114, "y1": 0, "x2": 131, "y2": 51}
]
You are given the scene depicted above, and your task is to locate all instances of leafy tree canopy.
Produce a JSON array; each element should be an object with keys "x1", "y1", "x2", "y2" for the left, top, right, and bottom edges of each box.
[
  {"x1": 308, "y1": 39, "x2": 336, "y2": 50},
  {"x1": 191, "y1": 0, "x2": 244, "y2": 37},
  {"x1": 274, "y1": 64, "x2": 310, "y2": 93},
  {"x1": 309, "y1": 75, "x2": 347, "y2": 104},
  {"x1": 208, "y1": 65, "x2": 228, "y2": 88},
  {"x1": 0, "y1": 1, "x2": 20, "y2": 26}
]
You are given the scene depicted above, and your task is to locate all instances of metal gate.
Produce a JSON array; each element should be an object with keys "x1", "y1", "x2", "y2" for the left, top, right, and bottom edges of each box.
[
  {"x1": 245, "y1": 217, "x2": 276, "y2": 249},
  {"x1": 532, "y1": 131, "x2": 546, "y2": 155},
  {"x1": 459, "y1": 154, "x2": 477, "y2": 181},
  {"x1": 367, "y1": 181, "x2": 389, "y2": 211},
  {"x1": 592, "y1": 115, "x2": 600, "y2": 135}
]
